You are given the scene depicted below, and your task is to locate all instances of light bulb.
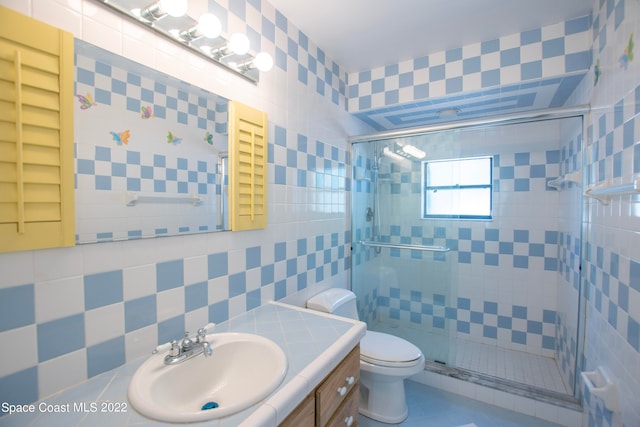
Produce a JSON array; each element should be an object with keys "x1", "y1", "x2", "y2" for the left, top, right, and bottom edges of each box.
[
  {"x1": 159, "y1": 0, "x2": 188, "y2": 17},
  {"x1": 197, "y1": 13, "x2": 221, "y2": 39},
  {"x1": 253, "y1": 52, "x2": 273, "y2": 72},
  {"x1": 402, "y1": 145, "x2": 425, "y2": 159},
  {"x1": 228, "y1": 33, "x2": 250, "y2": 55},
  {"x1": 383, "y1": 146, "x2": 404, "y2": 161}
]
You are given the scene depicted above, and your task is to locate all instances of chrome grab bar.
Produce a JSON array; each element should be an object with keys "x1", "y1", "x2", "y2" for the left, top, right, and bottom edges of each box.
[{"x1": 358, "y1": 240, "x2": 450, "y2": 252}]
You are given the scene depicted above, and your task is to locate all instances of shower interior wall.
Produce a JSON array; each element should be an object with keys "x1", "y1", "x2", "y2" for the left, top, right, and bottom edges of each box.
[{"x1": 353, "y1": 117, "x2": 583, "y2": 394}]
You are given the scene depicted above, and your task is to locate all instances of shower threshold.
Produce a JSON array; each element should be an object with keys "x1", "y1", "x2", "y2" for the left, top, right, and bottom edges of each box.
[{"x1": 424, "y1": 360, "x2": 582, "y2": 411}]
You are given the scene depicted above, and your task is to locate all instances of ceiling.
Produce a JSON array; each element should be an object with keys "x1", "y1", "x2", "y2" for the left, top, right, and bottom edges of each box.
[{"x1": 269, "y1": 0, "x2": 593, "y2": 74}]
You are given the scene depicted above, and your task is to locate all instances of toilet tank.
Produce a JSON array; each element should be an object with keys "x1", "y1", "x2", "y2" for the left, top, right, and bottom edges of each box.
[{"x1": 306, "y1": 288, "x2": 359, "y2": 320}]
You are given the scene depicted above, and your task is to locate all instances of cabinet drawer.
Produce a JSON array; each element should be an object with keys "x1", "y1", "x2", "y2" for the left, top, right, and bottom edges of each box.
[
  {"x1": 326, "y1": 385, "x2": 358, "y2": 427},
  {"x1": 316, "y1": 346, "x2": 360, "y2": 427},
  {"x1": 280, "y1": 392, "x2": 315, "y2": 427}
]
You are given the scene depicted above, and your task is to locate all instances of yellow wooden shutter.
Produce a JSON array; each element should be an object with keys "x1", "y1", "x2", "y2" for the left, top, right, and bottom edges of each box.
[
  {"x1": 228, "y1": 101, "x2": 268, "y2": 231},
  {"x1": 0, "y1": 6, "x2": 75, "y2": 252}
]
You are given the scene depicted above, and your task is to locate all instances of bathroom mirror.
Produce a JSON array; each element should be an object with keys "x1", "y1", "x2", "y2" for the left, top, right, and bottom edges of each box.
[{"x1": 74, "y1": 40, "x2": 229, "y2": 244}]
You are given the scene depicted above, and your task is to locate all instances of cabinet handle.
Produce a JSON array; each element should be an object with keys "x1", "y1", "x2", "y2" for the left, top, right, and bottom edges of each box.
[
  {"x1": 346, "y1": 376, "x2": 355, "y2": 385},
  {"x1": 345, "y1": 415, "x2": 354, "y2": 426},
  {"x1": 337, "y1": 386, "x2": 347, "y2": 396}
]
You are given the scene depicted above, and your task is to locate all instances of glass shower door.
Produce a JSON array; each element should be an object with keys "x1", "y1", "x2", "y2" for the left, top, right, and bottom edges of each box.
[
  {"x1": 351, "y1": 139, "x2": 456, "y2": 365},
  {"x1": 351, "y1": 115, "x2": 584, "y2": 399}
]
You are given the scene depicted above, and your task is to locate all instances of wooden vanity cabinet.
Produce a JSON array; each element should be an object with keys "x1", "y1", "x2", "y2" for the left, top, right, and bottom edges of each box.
[
  {"x1": 280, "y1": 345, "x2": 360, "y2": 427},
  {"x1": 280, "y1": 392, "x2": 315, "y2": 426}
]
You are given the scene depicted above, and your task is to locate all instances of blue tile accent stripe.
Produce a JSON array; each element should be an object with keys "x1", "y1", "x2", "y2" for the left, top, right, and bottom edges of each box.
[
  {"x1": 84, "y1": 270, "x2": 123, "y2": 310},
  {"x1": 0, "y1": 284, "x2": 34, "y2": 332},
  {"x1": 352, "y1": 74, "x2": 588, "y2": 131}
]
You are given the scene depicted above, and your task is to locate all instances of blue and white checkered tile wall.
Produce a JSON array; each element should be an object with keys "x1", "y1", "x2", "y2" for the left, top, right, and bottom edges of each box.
[
  {"x1": 351, "y1": 136, "x2": 572, "y2": 355},
  {"x1": 74, "y1": 43, "x2": 228, "y2": 242},
  {"x1": 581, "y1": 0, "x2": 640, "y2": 424},
  {"x1": 240, "y1": 1, "x2": 348, "y2": 107},
  {"x1": 377, "y1": 290, "x2": 557, "y2": 350},
  {"x1": 76, "y1": 146, "x2": 217, "y2": 199},
  {"x1": 0, "y1": 232, "x2": 350, "y2": 406},
  {"x1": 75, "y1": 145, "x2": 219, "y2": 241},
  {"x1": 346, "y1": 16, "x2": 592, "y2": 114},
  {"x1": 271, "y1": 125, "x2": 349, "y2": 189},
  {"x1": 589, "y1": 87, "x2": 640, "y2": 184},
  {"x1": 586, "y1": 244, "x2": 639, "y2": 354},
  {"x1": 75, "y1": 42, "x2": 228, "y2": 134},
  {"x1": 584, "y1": 89, "x2": 640, "y2": 357}
]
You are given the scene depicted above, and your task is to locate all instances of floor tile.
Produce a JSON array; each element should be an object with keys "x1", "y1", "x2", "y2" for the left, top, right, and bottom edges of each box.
[{"x1": 358, "y1": 381, "x2": 564, "y2": 427}]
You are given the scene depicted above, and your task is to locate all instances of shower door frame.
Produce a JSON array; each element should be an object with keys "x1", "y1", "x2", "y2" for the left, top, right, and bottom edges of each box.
[{"x1": 349, "y1": 104, "x2": 590, "y2": 403}]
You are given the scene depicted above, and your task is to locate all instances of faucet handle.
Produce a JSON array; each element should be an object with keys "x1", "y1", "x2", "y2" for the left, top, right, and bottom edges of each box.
[
  {"x1": 196, "y1": 323, "x2": 216, "y2": 341},
  {"x1": 152, "y1": 342, "x2": 171, "y2": 355},
  {"x1": 153, "y1": 339, "x2": 178, "y2": 355},
  {"x1": 169, "y1": 340, "x2": 180, "y2": 357}
]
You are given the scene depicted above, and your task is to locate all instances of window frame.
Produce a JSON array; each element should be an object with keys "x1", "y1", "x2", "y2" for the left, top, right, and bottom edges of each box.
[{"x1": 421, "y1": 156, "x2": 493, "y2": 220}]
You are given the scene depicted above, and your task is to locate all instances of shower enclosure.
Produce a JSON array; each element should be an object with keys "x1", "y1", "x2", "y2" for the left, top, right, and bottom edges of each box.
[{"x1": 351, "y1": 110, "x2": 586, "y2": 403}]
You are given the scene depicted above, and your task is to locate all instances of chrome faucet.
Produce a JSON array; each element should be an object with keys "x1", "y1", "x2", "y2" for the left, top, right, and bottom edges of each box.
[{"x1": 153, "y1": 323, "x2": 215, "y2": 365}]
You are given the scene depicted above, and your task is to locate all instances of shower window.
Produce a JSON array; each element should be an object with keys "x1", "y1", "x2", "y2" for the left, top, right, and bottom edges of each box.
[{"x1": 422, "y1": 156, "x2": 493, "y2": 220}]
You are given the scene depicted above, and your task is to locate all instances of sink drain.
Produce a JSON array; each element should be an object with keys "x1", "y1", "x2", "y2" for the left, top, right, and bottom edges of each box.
[{"x1": 201, "y1": 402, "x2": 219, "y2": 411}]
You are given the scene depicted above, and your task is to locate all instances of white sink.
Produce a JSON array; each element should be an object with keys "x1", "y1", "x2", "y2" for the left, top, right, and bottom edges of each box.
[{"x1": 128, "y1": 333, "x2": 288, "y2": 423}]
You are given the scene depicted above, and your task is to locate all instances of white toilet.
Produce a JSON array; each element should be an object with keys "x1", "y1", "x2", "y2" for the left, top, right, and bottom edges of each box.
[{"x1": 307, "y1": 288, "x2": 425, "y2": 423}]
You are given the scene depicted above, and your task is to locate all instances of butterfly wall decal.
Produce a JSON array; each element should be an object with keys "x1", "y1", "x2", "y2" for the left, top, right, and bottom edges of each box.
[
  {"x1": 204, "y1": 131, "x2": 214, "y2": 145},
  {"x1": 110, "y1": 130, "x2": 130, "y2": 145},
  {"x1": 167, "y1": 131, "x2": 182, "y2": 145},
  {"x1": 619, "y1": 33, "x2": 634, "y2": 70},
  {"x1": 76, "y1": 93, "x2": 97, "y2": 109},
  {"x1": 141, "y1": 105, "x2": 154, "y2": 119}
]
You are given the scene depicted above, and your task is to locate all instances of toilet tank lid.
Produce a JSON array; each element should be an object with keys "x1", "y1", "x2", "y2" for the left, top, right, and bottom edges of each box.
[{"x1": 306, "y1": 288, "x2": 355, "y2": 313}]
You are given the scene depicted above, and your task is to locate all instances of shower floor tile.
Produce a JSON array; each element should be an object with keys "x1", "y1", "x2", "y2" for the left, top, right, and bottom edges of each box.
[
  {"x1": 371, "y1": 324, "x2": 569, "y2": 395},
  {"x1": 450, "y1": 338, "x2": 569, "y2": 394}
]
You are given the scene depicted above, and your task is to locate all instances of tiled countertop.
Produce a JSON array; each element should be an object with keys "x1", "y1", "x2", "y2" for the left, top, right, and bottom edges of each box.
[{"x1": 0, "y1": 302, "x2": 366, "y2": 427}]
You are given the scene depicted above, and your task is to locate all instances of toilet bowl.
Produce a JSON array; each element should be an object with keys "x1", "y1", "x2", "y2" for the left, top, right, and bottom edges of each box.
[{"x1": 307, "y1": 288, "x2": 425, "y2": 423}]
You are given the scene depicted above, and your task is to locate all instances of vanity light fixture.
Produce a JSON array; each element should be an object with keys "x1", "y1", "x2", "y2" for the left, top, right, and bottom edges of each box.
[
  {"x1": 210, "y1": 33, "x2": 251, "y2": 59},
  {"x1": 163, "y1": 11, "x2": 222, "y2": 41},
  {"x1": 95, "y1": 0, "x2": 273, "y2": 83},
  {"x1": 137, "y1": 0, "x2": 188, "y2": 22},
  {"x1": 250, "y1": 52, "x2": 274, "y2": 72},
  {"x1": 196, "y1": 13, "x2": 222, "y2": 39}
]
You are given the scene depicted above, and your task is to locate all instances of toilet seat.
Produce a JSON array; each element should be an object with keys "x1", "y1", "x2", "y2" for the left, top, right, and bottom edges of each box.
[{"x1": 360, "y1": 330, "x2": 423, "y2": 367}]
